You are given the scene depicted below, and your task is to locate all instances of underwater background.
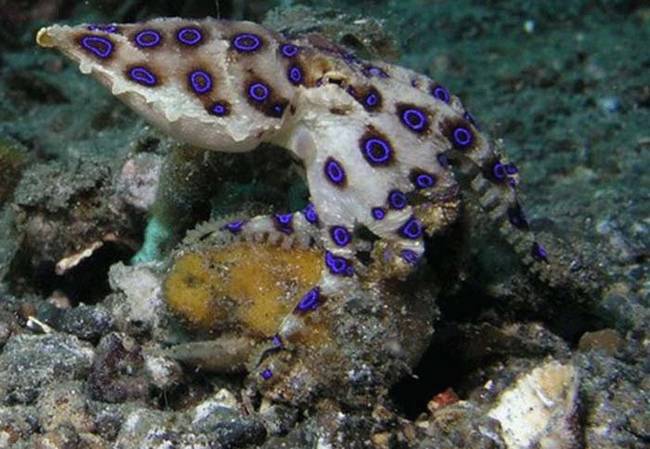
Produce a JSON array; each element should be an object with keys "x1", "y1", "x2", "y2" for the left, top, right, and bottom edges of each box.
[{"x1": 0, "y1": 1, "x2": 647, "y2": 448}]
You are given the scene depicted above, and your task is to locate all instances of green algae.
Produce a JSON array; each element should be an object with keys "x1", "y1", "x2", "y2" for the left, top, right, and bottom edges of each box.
[{"x1": 0, "y1": 137, "x2": 28, "y2": 205}]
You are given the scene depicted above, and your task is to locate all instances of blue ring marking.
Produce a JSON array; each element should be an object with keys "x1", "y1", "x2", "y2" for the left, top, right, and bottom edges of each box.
[
  {"x1": 274, "y1": 213, "x2": 294, "y2": 234},
  {"x1": 288, "y1": 65, "x2": 303, "y2": 85},
  {"x1": 280, "y1": 43, "x2": 300, "y2": 58},
  {"x1": 232, "y1": 32, "x2": 262, "y2": 52},
  {"x1": 492, "y1": 162, "x2": 507, "y2": 180},
  {"x1": 532, "y1": 242, "x2": 548, "y2": 262},
  {"x1": 364, "y1": 91, "x2": 380, "y2": 109},
  {"x1": 80, "y1": 35, "x2": 114, "y2": 59},
  {"x1": 188, "y1": 70, "x2": 213, "y2": 94},
  {"x1": 388, "y1": 190, "x2": 407, "y2": 210},
  {"x1": 325, "y1": 251, "x2": 354, "y2": 276},
  {"x1": 271, "y1": 334, "x2": 283, "y2": 348},
  {"x1": 302, "y1": 203, "x2": 319, "y2": 225},
  {"x1": 128, "y1": 66, "x2": 157, "y2": 87},
  {"x1": 371, "y1": 207, "x2": 386, "y2": 220},
  {"x1": 330, "y1": 226, "x2": 351, "y2": 247},
  {"x1": 261, "y1": 368, "x2": 273, "y2": 380},
  {"x1": 176, "y1": 27, "x2": 203, "y2": 46},
  {"x1": 411, "y1": 171, "x2": 436, "y2": 189},
  {"x1": 248, "y1": 82, "x2": 270, "y2": 102},
  {"x1": 361, "y1": 136, "x2": 393, "y2": 166},
  {"x1": 401, "y1": 249, "x2": 420, "y2": 264},
  {"x1": 87, "y1": 24, "x2": 119, "y2": 34},
  {"x1": 451, "y1": 126, "x2": 473, "y2": 150},
  {"x1": 209, "y1": 102, "x2": 229, "y2": 117},
  {"x1": 134, "y1": 29, "x2": 161, "y2": 48},
  {"x1": 223, "y1": 219, "x2": 245, "y2": 234},
  {"x1": 363, "y1": 65, "x2": 389, "y2": 78},
  {"x1": 504, "y1": 163, "x2": 518, "y2": 175},
  {"x1": 294, "y1": 286, "x2": 321, "y2": 313},
  {"x1": 324, "y1": 158, "x2": 346, "y2": 185},
  {"x1": 398, "y1": 216, "x2": 423, "y2": 239},
  {"x1": 431, "y1": 85, "x2": 450, "y2": 103},
  {"x1": 400, "y1": 107, "x2": 428, "y2": 132}
]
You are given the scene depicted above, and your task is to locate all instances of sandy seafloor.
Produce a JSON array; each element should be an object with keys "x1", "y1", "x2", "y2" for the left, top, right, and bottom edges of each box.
[{"x1": 0, "y1": 1, "x2": 647, "y2": 448}]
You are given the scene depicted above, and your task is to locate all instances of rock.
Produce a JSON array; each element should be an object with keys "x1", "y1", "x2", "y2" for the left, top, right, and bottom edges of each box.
[
  {"x1": 577, "y1": 328, "x2": 624, "y2": 355},
  {"x1": 191, "y1": 390, "x2": 267, "y2": 446},
  {"x1": 578, "y1": 352, "x2": 649, "y2": 449},
  {"x1": 107, "y1": 262, "x2": 165, "y2": 337},
  {"x1": 143, "y1": 354, "x2": 183, "y2": 391},
  {"x1": 115, "y1": 152, "x2": 162, "y2": 212},
  {"x1": 57, "y1": 304, "x2": 114, "y2": 342},
  {"x1": 419, "y1": 402, "x2": 506, "y2": 449},
  {"x1": 113, "y1": 408, "x2": 175, "y2": 449},
  {"x1": 87, "y1": 333, "x2": 148, "y2": 403},
  {"x1": 487, "y1": 359, "x2": 580, "y2": 449},
  {"x1": 0, "y1": 334, "x2": 94, "y2": 404},
  {"x1": 37, "y1": 381, "x2": 94, "y2": 433},
  {"x1": 0, "y1": 405, "x2": 39, "y2": 446},
  {"x1": 259, "y1": 402, "x2": 299, "y2": 436}
]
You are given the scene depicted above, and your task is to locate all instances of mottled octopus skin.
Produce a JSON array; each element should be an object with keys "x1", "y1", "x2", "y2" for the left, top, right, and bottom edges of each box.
[{"x1": 36, "y1": 18, "x2": 546, "y2": 337}]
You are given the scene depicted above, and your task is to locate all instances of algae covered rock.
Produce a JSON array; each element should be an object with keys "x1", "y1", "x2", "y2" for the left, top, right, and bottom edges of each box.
[{"x1": 0, "y1": 333, "x2": 94, "y2": 404}]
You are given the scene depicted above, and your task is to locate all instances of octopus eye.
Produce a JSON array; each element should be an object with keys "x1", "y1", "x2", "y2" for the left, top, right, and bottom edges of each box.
[
  {"x1": 398, "y1": 216, "x2": 423, "y2": 239},
  {"x1": 176, "y1": 26, "x2": 203, "y2": 46},
  {"x1": 232, "y1": 32, "x2": 263, "y2": 52},
  {"x1": 188, "y1": 70, "x2": 213, "y2": 95},
  {"x1": 280, "y1": 43, "x2": 300, "y2": 58},
  {"x1": 507, "y1": 203, "x2": 529, "y2": 230},
  {"x1": 248, "y1": 82, "x2": 270, "y2": 102},
  {"x1": 324, "y1": 157, "x2": 346, "y2": 186},
  {"x1": 388, "y1": 190, "x2": 407, "y2": 210},
  {"x1": 271, "y1": 103, "x2": 286, "y2": 117},
  {"x1": 431, "y1": 84, "x2": 450, "y2": 103},
  {"x1": 436, "y1": 154, "x2": 449, "y2": 169},
  {"x1": 360, "y1": 135, "x2": 393, "y2": 166},
  {"x1": 451, "y1": 126, "x2": 474, "y2": 150},
  {"x1": 330, "y1": 226, "x2": 352, "y2": 247},
  {"x1": 79, "y1": 35, "x2": 114, "y2": 59},
  {"x1": 134, "y1": 29, "x2": 161, "y2": 48},
  {"x1": 127, "y1": 66, "x2": 158, "y2": 87}
]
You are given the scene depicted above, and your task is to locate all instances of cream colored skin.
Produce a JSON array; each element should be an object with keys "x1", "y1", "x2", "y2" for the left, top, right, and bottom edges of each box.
[{"x1": 37, "y1": 18, "x2": 537, "y2": 339}]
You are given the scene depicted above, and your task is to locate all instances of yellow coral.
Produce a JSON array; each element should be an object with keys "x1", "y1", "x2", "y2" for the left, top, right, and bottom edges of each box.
[{"x1": 164, "y1": 242, "x2": 324, "y2": 337}]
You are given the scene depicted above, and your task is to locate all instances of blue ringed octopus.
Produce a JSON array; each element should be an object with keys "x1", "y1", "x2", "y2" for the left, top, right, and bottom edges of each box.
[{"x1": 36, "y1": 17, "x2": 548, "y2": 349}]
